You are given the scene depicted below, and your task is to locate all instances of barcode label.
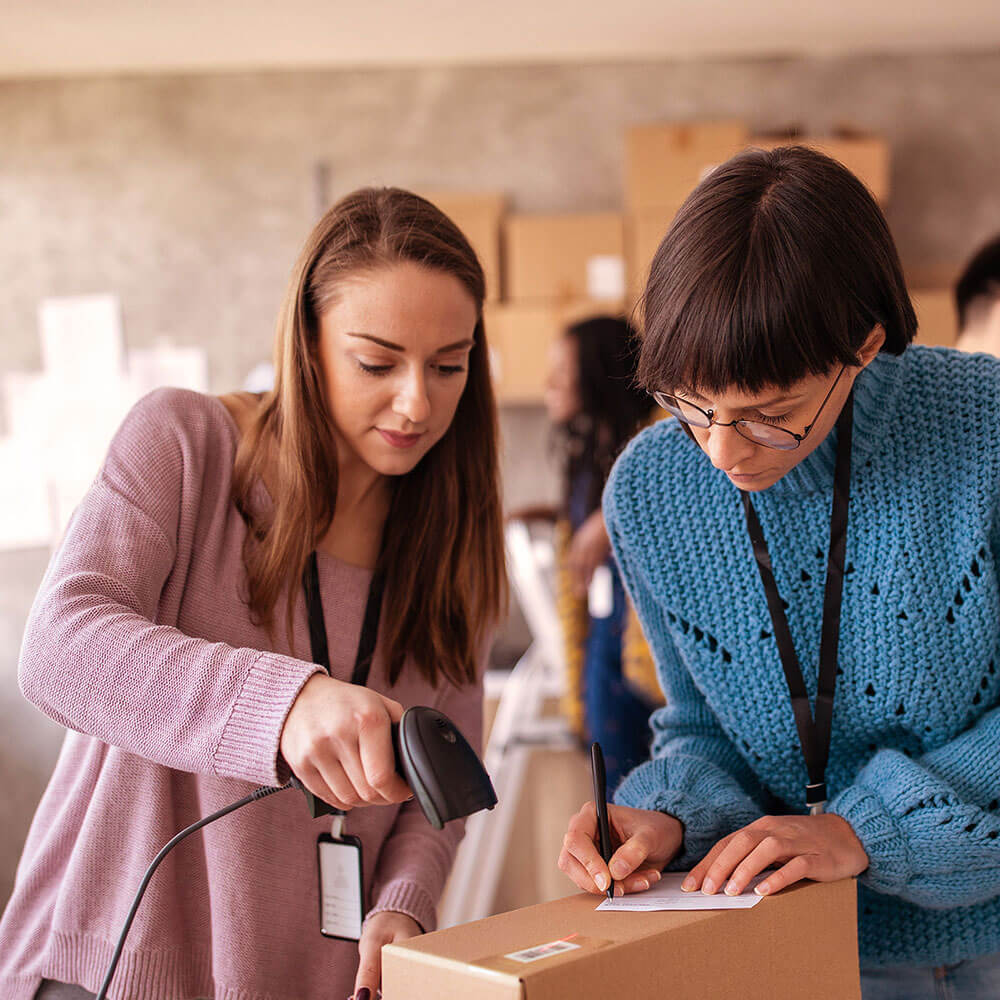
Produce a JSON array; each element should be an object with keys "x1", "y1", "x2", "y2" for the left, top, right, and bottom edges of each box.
[{"x1": 505, "y1": 939, "x2": 581, "y2": 963}]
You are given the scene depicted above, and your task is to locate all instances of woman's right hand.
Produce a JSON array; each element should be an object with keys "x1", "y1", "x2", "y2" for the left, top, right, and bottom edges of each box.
[
  {"x1": 558, "y1": 801, "x2": 684, "y2": 895},
  {"x1": 280, "y1": 673, "x2": 412, "y2": 810}
]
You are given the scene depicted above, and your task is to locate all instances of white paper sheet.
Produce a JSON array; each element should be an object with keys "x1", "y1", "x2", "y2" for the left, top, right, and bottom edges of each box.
[{"x1": 596, "y1": 872, "x2": 767, "y2": 912}]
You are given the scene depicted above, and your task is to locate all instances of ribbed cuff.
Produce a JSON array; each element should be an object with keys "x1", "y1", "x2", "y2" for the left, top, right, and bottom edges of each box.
[
  {"x1": 829, "y1": 783, "x2": 912, "y2": 895},
  {"x1": 614, "y1": 756, "x2": 762, "y2": 868},
  {"x1": 367, "y1": 879, "x2": 437, "y2": 935},
  {"x1": 214, "y1": 650, "x2": 323, "y2": 786}
]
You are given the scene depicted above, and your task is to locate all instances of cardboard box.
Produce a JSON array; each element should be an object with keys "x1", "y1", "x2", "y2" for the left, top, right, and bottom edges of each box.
[
  {"x1": 625, "y1": 120, "x2": 749, "y2": 212},
  {"x1": 625, "y1": 208, "x2": 681, "y2": 309},
  {"x1": 749, "y1": 134, "x2": 890, "y2": 204},
  {"x1": 504, "y1": 213, "x2": 625, "y2": 303},
  {"x1": 420, "y1": 191, "x2": 506, "y2": 302},
  {"x1": 485, "y1": 300, "x2": 627, "y2": 404},
  {"x1": 385, "y1": 879, "x2": 860, "y2": 999},
  {"x1": 912, "y1": 288, "x2": 958, "y2": 348}
]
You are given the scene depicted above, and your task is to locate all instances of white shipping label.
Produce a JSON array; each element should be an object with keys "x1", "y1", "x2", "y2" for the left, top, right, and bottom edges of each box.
[
  {"x1": 318, "y1": 839, "x2": 364, "y2": 940},
  {"x1": 505, "y1": 939, "x2": 581, "y2": 963}
]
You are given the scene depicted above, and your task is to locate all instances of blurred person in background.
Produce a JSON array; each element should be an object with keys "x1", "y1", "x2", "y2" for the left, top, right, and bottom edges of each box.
[
  {"x1": 559, "y1": 147, "x2": 1000, "y2": 998},
  {"x1": 956, "y1": 234, "x2": 1000, "y2": 355},
  {"x1": 543, "y1": 315, "x2": 662, "y2": 789},
  {"x1": 0, "y1": 188, "x2": 505, "y2": 1000}
]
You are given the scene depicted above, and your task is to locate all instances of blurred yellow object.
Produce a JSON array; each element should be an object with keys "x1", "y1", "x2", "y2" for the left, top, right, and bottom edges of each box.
[{"x1": 553, "y1": 518, "x2": 663, "y2": 741}]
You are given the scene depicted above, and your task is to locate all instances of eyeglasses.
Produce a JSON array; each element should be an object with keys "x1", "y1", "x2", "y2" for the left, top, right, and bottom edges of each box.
[{"x1": 651, "y1": 366, "x2": 848, "y2": 451}]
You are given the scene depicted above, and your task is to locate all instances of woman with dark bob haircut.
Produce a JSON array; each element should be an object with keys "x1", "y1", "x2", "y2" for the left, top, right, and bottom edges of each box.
[{"x1": 559, "y1": 146, "x2": 1000, "y2": 996}]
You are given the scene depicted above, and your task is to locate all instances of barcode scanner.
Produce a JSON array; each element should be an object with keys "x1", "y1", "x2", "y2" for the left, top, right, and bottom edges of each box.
[
  {"x1": 95, "y1": 706, "x2": 495, "y2": 1000},
  {"x1": 291, "y1": 705, "x2": 498, "y2": 827}
]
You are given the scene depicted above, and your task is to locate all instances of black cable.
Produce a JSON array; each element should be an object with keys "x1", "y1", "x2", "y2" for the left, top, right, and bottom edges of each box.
[{"x1": 95, "y1": 781, "x2": 293, "y2": 1000}]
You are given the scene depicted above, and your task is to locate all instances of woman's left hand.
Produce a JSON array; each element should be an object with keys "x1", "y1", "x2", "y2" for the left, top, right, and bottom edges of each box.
[
  {"x1": 351, "y1": 910, "x2": 423, "y2": 999},
  {"x1": 682, "y1": 813, "x2": 869, "y2": 898},
  {"x1": 567, "y1": 510, "x2": 612, "y2": 597}
]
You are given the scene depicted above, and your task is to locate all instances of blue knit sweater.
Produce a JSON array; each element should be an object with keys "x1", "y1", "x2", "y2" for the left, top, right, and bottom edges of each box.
[{"x1": 607, "y1": 346, "x2": 1000, "y2": 968}]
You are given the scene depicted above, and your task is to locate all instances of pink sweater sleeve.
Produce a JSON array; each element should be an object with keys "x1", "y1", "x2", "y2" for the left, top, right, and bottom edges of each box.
[
  {"x1": 366, "y1": 648, "x2": 488, "y2": 933},
  {"x1": 17, "y1": 390, "x2": 323, "y2": 787}
]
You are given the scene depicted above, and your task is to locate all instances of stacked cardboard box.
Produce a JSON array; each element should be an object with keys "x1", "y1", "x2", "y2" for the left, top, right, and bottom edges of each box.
[
  {"x1": 420, "y1": 190, "x2": 506, "y2": 303},
  {"x1": 486, "y1": 212, "x2": 629, "y2": 403},
  {"x1": 623, "y1": 121, "x2": 749, "y2": 309},
  {"x1": 485, "y1": 299, "x2": 627, "y2": 404},
  {"x1": 748, "y1": 133, "x2": 890, "y2": 204},
  {"x1": 912, "y1": 289, "x2": 958, "y2": 348}
]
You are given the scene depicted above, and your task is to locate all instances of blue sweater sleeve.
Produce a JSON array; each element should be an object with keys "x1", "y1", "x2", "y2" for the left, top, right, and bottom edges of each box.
[
  {"x1": 606, "y1": 492, "x2": 766, "y2": 867},
  {"x1": 828, "y1": 496, "x2": 1000, "y2": 909},
  {"x1": 828, "y1": 705, "x2": 1000, "y2": 909}
]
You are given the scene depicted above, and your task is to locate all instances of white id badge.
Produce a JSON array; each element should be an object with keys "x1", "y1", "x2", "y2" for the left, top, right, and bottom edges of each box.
[{"x1": 317, "y1": 833, "x2": 365, "y2": 941}]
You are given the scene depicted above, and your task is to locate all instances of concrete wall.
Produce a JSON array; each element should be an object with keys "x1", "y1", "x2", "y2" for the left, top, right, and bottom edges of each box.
[{"x1": 3, "y1": 50, "x2": 1000, "y2": 906}]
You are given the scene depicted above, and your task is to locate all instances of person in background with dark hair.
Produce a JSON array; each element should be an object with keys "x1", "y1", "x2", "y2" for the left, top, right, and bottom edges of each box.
[
  {"x1": 0, "y1": 188, "x2": 506, "y2": 1000},
  {"x1": 956, "y1": 234, "x2": 1000, "y2": 355},
  {"x1": 543, "y1": 315, "x2": 661, "y2": 789},
  {"x1": 559, "y1": 147, "x2": 1000, "y2": 997}
]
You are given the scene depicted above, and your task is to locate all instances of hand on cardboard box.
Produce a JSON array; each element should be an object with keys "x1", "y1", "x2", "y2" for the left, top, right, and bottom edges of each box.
[
  {"x1": 351, "y1": 910, "x2": 423, "y2": 1000},
  {"x1": 681, "y1": 813, "x2": 869, "y2": 899},
  {"x1": 558, "y1": 801, "x2": 683, "y2": 895}
]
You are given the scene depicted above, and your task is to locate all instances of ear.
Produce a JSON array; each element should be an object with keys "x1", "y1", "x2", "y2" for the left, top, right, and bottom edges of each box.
[{"x1": 857, "y1": 324, "x2": 886, "y2": 368}]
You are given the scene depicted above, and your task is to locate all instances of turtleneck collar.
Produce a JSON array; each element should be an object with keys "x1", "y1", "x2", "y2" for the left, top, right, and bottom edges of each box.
[{"x1": 761, "y1": 350, "x2": 905, "y2": 497}]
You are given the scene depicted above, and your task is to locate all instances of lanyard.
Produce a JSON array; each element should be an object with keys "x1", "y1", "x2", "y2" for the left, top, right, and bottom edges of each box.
[
  {"x1": 739, "y1": 389, "x2": 854, "y2": 814},
  {"x1": 302, "y1": 550, "x2": 385, "y2": 687}
]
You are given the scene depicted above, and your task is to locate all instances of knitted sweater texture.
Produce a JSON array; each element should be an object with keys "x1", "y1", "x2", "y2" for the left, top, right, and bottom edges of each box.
[
  {"x1": 0, "y1": 388, "x2": 482, "y2": 1000},
  {"x1": 608, "y1": 346, "x2": 1000, "y2": 968}
]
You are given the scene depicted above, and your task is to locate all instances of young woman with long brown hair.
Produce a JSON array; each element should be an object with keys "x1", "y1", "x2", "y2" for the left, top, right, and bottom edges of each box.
[{"x1": 0, "y1": 188, "x2": 505, "y2": 1000}]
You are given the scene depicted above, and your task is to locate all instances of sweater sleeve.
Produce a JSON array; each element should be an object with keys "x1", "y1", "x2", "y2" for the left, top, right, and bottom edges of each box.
[
  {"x1": 606, "y1": 490, "x2": 766, "y2": 867},
  {"x1": 365, "y1": 646, "x2": 487, "y2": 933},
  {"x1": 17, "y1": 391, "x2": 323, "y2": 787},
  {"x1": 826, "y1": 499, "x2": 1000, "y2": 908},
  {"x1": 828, "y1": 704, "x2": 1000, "y2": 909}
]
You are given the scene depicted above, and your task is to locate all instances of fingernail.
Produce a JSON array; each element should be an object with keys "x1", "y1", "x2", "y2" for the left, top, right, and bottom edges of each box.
[
  {"x1": 614, "y1": 884, "x2": 624, "y2": 896},
  {"x1": 681, "y1": 876, "x2": 697, "y2": 891},
  {"x1": 594, "y1": 872, "x2": 608, "y2": 891},
  {"x1": 356, "y1": 989, "x2": 371, "y2": 1000},
  {"x1": 755, "y1": 882, "x2": 770, "y2": 896},
  {"x1": 636, "y1": 879, "x2": 649, "y2": 891},
  {"x1": 651, "y1": 871, "x2": 662, "y2": 882},
  {"x1": 610, "y1": 860, "x2": 628, "y2": 879},
  {"x1": 702, "y1": 878, "x2": 715, "y2": 894},
  {"x1": 725, "y1": 880, "x2": 739, "y2": 896}
]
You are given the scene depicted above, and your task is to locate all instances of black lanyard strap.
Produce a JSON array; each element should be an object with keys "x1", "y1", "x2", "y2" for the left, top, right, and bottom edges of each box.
[
  {"x1": 302, "y1": 551, "x2": 385, "y2": 687},
  {"x1": 740, "y1": 388, "x2": 854, "y2": 813}
]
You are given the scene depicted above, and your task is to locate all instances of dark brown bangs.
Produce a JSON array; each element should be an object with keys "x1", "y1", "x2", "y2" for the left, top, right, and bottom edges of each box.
[{"x1": 638, "y1": 145, "x2": 917, "y2": 396}]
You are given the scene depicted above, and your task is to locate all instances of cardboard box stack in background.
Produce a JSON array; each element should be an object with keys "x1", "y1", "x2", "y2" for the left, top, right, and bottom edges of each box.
[
  {"x1": 420, "y1": 190, "x2": 506, "y2": 302},
  {"x1": 504, "y1": 212, "x2": 625, "y2": 303},
  {"x1": 912, "y1": 288, "x2": 959, "y2": 347},
  {"x1": 623, "y1": 121, "x2": 749, "y2": 312},
  {"x1": 425, "y1": 123, "x2": 896, "y2": 403},
  {"x1": 749, "y1": 131, "x2": 891, "y2": 205},
  {"x1": 485, "y1": 298, "x2": 626, "y2": 404},
  {"x1": 487, "y1": 211, "x2": 629, "y2": 403},
  {"x1": 385, "y1": 879, "x2": 860, "y2": 1000}
]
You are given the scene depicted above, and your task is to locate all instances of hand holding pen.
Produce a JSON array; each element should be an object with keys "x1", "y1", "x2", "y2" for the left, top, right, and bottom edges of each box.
[{"x1": 558, "y1": 771, "x2": 684, "y2": 898}]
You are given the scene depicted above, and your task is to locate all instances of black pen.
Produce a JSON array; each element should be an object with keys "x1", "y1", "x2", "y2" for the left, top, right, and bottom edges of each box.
[{"x1": 590, "y1": 741, "x2": 614, "y2": 900}]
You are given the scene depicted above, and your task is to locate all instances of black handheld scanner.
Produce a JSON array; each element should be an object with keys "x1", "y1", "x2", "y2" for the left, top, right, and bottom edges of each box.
[{"x1": 290, "y1": 706, "x2": 497, "y2": 829}]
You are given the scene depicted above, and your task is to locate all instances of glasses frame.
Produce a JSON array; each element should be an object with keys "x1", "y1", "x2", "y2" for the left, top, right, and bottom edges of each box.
[{"x1": 652, "y1": 365, "x2": 849, "y2": 451}]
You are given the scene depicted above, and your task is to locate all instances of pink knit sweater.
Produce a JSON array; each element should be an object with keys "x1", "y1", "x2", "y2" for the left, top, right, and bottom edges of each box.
[{"x1": 0, "y1": 388, "x2": 483, "y2": 1000}]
